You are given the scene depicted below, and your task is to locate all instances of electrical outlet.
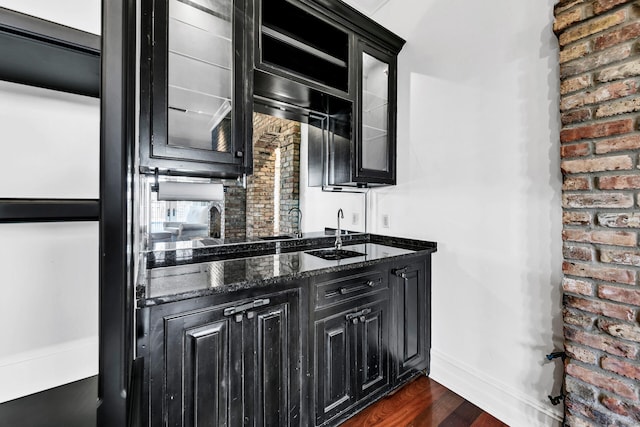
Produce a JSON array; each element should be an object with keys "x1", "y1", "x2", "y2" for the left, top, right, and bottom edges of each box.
[
  {"x1": 382, "y1": 214, "x2": 390, "y2": 228},
  {"x1": 352, "y1": 212, "x2": 359, "y2": 225}
]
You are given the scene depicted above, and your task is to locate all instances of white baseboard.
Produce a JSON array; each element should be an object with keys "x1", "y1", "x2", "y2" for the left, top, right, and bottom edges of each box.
[
  {"x1": 429, "y1": 349, "x2": 563, "y2": 427},
  {"x1": 0, "y1": 336, "x2": 98, "y2": 404}
]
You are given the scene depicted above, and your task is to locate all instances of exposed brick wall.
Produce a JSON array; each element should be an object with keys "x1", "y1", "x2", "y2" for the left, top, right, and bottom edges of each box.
[
  {"x1": 555, "y1": 1, "x2": 640, "y2": 425},
  {"x1": 224, "y1": 186, "x2": 246, "y2": 241},
  {"x1": 246, "y1": 113, "x2": 301, "y2": 238}
]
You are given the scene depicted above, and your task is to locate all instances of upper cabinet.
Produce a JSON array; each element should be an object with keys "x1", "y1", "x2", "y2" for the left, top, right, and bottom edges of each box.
[
  {"x1": 140, "y1": 0, "x2": 252, "y2": 177},
  {"x1": 139, "y1": 0, "x2": 404, "y2": 182},
  {"x1": 255, "y1": 0, "x2": 352, "y2": 97},
  {"x1": 355, "y1": 42, "x2": 397, "y2": 185}
]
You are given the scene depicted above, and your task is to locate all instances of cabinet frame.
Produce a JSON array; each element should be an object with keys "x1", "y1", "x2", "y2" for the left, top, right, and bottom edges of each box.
[
  {"x1": 139, "y1": 0, "x2": 253, "y2": 177},
  {"x1": 354, "y1": 41, "x2": 398, "y2": 185}
]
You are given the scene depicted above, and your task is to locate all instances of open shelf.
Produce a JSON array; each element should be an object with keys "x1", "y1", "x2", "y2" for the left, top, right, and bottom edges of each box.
[{"x1": 0, "y1": 7, "x2": 100, "y2": 98}]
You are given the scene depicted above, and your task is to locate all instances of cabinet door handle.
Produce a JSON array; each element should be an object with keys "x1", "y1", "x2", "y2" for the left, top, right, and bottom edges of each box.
[
  {"x1": 392, "y1": 267, "x2": 408, "y2": 278},
  {"x1": 223, "y1": 298, "x2": 271, "y2": 317}
]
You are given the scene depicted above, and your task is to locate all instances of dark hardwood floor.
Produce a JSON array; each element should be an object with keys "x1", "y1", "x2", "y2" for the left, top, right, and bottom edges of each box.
[{"x1": 340, "y1": 376, "x2": 508, "y2": 427}]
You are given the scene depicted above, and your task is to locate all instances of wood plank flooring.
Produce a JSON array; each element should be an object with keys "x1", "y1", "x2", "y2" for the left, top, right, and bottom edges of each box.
[{"x1": 340, "y1": 376, "x2": 508, "y2": 427}]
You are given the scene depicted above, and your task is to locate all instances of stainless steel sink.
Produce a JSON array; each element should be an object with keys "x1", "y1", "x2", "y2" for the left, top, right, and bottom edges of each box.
[{"x1": 306, "y1": 249, "x2": 365, "y2": 260}]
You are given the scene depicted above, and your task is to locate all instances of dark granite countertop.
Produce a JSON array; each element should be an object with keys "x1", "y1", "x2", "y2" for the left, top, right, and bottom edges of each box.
[{"x1": 137, "y1": 233, "x2": 437, "y2": 307}]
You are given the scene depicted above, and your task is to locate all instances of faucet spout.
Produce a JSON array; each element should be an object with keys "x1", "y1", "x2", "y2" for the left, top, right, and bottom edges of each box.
[
  {"x1": 335, "y1": 208, "x2": 344, "y2": 250},
  {"x1": 288, "y1": 207, "x2": 303, "y2": 238}
]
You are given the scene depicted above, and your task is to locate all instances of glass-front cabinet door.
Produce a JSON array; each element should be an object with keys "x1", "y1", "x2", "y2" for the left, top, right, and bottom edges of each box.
[
  {"x1": 140, "y1": 0, "x2": 251, "y2": 176},
  {"x1": 355, "y1": 43, "x2": 397, "y2": 185}
]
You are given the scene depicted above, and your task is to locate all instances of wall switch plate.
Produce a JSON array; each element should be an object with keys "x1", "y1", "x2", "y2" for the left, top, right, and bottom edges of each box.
[
  {"x1": 352, "y1": 212, "x2": 359, "y2": 225},
  {"x1": 382, "y1": 214, "x2": 390, "y2": 228}
]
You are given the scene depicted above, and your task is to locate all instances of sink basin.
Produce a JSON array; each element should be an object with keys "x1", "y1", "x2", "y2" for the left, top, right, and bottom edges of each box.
[
  {"x1": 306, "y1": 249, "x2": 365, "y2": 260},
  {"x1": 259, "y1": 235, "x2": 294, "y2": 241}
]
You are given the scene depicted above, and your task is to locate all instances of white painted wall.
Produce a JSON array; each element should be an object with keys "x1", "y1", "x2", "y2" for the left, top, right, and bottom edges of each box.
[
  {"x1": 0, "y1": 1, "x2": 100, "y2": 403},
  {"x1": 305, "y1": 0, "x2": 564, "y2": 425}
]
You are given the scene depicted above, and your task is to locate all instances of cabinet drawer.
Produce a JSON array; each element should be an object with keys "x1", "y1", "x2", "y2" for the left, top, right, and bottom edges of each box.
[{"x1": 314, "y1": 269, "x2": 387, "y2": 309}]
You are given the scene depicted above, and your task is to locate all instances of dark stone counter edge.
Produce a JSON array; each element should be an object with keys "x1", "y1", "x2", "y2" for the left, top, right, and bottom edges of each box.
[
  {"x1": 137, "y1": 245, "x2": 436, "y2": 308},
  {"x1": 146, "y1": 232, "x2": 437, "y2": 269}
]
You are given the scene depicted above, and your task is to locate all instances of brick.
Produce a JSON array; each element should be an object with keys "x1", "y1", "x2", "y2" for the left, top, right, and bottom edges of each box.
[
  {"x1": 599, "y1": 284, "x2": 640, "y2": 305},
  {"x1": 563, "y1": 228, "x2": 637, "y2": 245},
  {"x1": 595, "y1": 22, "x2": 640, "y2": 51},
  {"x1": 567, "y1": 396, "x2": 616, "y2": 426},
  {"x1": 564, "y1": 176, "x2": 592, "y2": 190},
  {"x1": 561, "y1": 143, "x2": 592, "y2": 158},
  {"x1": 564, "y1": 244, "x2": 596, "y2": 261},
  {"x1": 596, "y1": 96, "x2": 640, "y2": 117},
  {"x1": 561, "y1": 80, "x2": 639, "y2": 111},
  {"x1": 556, "y1": 0, "x2": 587, "y2": 14},
  {"x1": 564, "y1": 277, "x2": 595, "y2": 295},
  {"x1": 598, "y1": 319, "x2": 640, "y2": 343},
  {"x1": 601, "y1": 396, "x2": 640, "y2": 422},
  {"x1": 566, "y1": 362, "x2": 638, "y2": 399},
  {"x1": 562, "y1": 75, "x2": 593, "y2": 95},
  {"x1": 560, "y1": 119, "x2": 635, "y2": 143},
  {"x1": 561, "y1": 155, "x2": 633, "y2": 173},
  {"x1": 596, "y1": 134, "x2": 640, "y2": 153},
  {"x1": 598, "y1": 212, "x2": 640, "y2": 227},
  {"x1": 564, "y1": 413, "x2": 598, "y2": 427},
  {"x1": 564, "y1": 211, "x2": 594, "y2": 225},
  {"x1": 566, "y1": 342, "x2": 600, "y2": 364},
  {"x1": 566, "y1": 376, "x2": 597, "y2": 402},
  {"x1": 560, "y1": 10, "x2": 627, "y2": 46},
  {"x1": 593, "y1": 0, "x2": 632, "y2": 15},
  {"x1": 599, "y1": 174, "x2": 640, "y2": 189},
  {"x1": 601, "y1": 248, "x2": 640, "y2": 266},
  {"x1": 565, "y1": 294, "x2": 637, "y2": 321},
  {"x1": 562, "y1": 44, "x2": 633, "y2": 78},
  {"x1": 555, "y1": 8, "x2": 586, "y2": 33},
  {"x1": 563, "y1": 109, "x2": 593, "y2": 125},
  {"x1": 598, "y1": 60, "x2": 640, "y2": 83},
  {"x1": 563, "y1": 193, "x2": 634, "y2": 208},
  {"x1": 560, "y1": 41, "x2": 591, "y2": 64},
  {"x1": 564, "y1": 306, "x2": 598, "y2": 328},
  {"x1": 602, "y1": 356, "x2": 640, "y2": 380}
]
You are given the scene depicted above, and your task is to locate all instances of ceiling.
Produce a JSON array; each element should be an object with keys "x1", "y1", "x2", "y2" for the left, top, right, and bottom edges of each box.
[{"x1": 340, "y1": 0, "x2": 390, "y2": 16}]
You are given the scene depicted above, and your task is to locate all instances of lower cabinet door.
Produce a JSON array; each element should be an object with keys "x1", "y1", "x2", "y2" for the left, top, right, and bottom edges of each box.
[
  {"x1": 314, "y1": 296, "x2": 390, "y2": 425},
  {"x1": 165, "y1": 305, "x2": 241, "y2": 427},
  {"x1": 315, "y1": 308, "x2": 357, "y2": 425},
  {"x1": 356, "y1": 298, "x2": 390, "y2": 400},
  {"x1": 392, "y1": 258, "x2": 430, "y2": 382},
  {"x1": 162, "y1": 289, "x2": 301, "y2": 427},
  {"x1": 244, "y1": 291, "x2": 301, "y2": 427}
]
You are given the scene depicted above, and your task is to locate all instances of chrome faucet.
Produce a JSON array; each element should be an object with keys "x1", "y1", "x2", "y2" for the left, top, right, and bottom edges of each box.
[
  {"x1": 288, "y1": 207, "x2": 303, "y2": 238},
  {"x1": 335, "y1": 208, "x2": 344, "y2": 250}
]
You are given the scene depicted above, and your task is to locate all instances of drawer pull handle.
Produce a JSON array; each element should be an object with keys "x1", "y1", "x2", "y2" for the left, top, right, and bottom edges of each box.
[{"x1": 366, "y1": 279, "x2": 379, "y2": 287}]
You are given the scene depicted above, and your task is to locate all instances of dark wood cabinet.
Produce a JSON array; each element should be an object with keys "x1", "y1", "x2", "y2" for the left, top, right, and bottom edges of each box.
[
  {"x1": 311, "y1": 267, "x2": 391, "y2": 426},
  {"x1": 138, "y1": 253, "x2": 431, "y2": 427},
  {"x1": 390, "y1": 257, "x2": 431, "y2": 383},
  {"x1": 354, "y1": 42, "x2": 398, "y2": 185},
  {"x1": 141, "y1": 288, "x2": 301, "y2": 426},
  {"x1": 139, "y1": 0, "x2": 253, "y2": 177},
  {"x1": 314, "y1": 296, "x2": 390, "y2": 426}
]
